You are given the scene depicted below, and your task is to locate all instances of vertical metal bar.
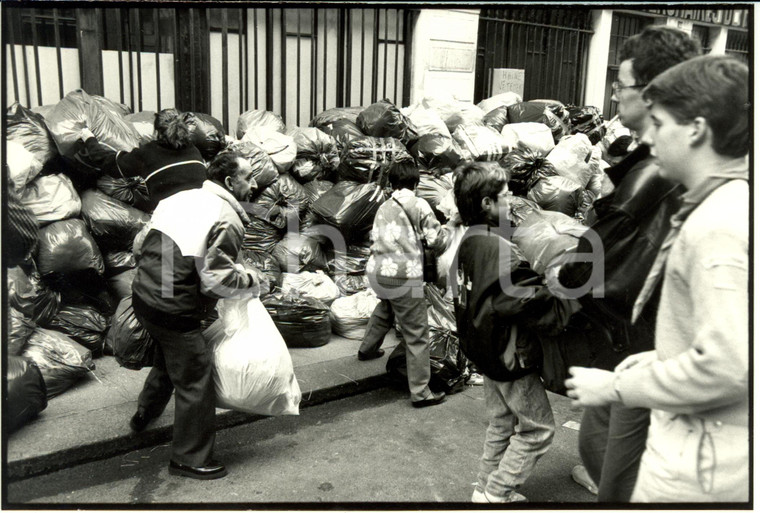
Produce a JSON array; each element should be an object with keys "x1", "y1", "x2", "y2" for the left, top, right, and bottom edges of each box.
[
  {"x1": 265, "y1": 9, "x2": 273, "y2": 111},
  {"x1": 154, "y1": 9, "x2": 161, "y2": 111},
  {"x1": 239, "y1": 8, "x2": 244, "y2": 113},
  {"x1": 19, "y1": 10, "x2": 31, "y2": 105},
  {"x1": 322, "y1": 9, "x2": 328, "y2": 111},
  {"x1": 188, "y1": 9, "x2": 196, "y2": 109},
  {"x1": 134, "y1": 9, "x2": 143, "y2": 112},
  {"x1": 336, "y1": 9, "x2": 345, "y2": 107},
  {"x1": 359, "y1": 10, "x2": 365, "y2": 104},
  {"x1": 401, "y1": 9, "x2": 412, "y2": 107},
  {"x1": 53, "y1": 8, "x2": 64, "y2": 99},
  {"x1": 115, "y1": 9, "x2": 124, "y2": 104},
  {"x1": 30, "y1": 8, "x2": 43, "y2": 106},
  {"x1": 296, "y1": 9, "x2": 301, "y2": 126},
  {"x1": 345, "y1": 10, "x2": 353, "y2": 105},
  {"x1": 382, "y1": 8, "x2": 388, "y2": 100},
  {"x1": 254, "y1": 9, "x2": 260, "y2": 110},
  {"x1": 483, "y1": 17, "x2": 491, "y2": 98},
  {"x1": 280, "y1": 8, "x2": 287, "y2": 121},
  {"x1": 311, "y1": 9, "x2": 318, "y2": 119},
  {"x1": 557, "y1": 30, "x2": 565, "y2": 102},
  {"x1": 371, "y1": 9, "x2": 379, "y2": 102},
  {"x1": 243, "y1": 9, "x2": 248, "y2": 111},
  {"x1": 394, "y1": 9, "x2": 400, "y2": 104},
  {"x1": 222, "y1": 9, "x2": 229, "y2": 132},
  {"x1": 7, "y1": 9, "x2": 20, "y2": 102},
  {"x1": 126, "y1": 9, "x2": 135, "y2": 109}
]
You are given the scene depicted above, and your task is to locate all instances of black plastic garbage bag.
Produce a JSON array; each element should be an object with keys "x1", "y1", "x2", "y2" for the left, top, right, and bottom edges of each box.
[
  {"x1": 239, "y1": 202, "x2": 286, "y2": 253},
  {"x1": 356, "y1": 99, "x2": 419, "y2": 146},
  {"x1": 190, "y1": 112, "x2": 226, "y2": 161},
  {"x1": 45, "y1": 304, "x2": 109, "y2": 355},
  {"x1": 22, "y1": 327, "x2": 94, "y2": 398},
  {"x1": 333, "y1": 274, "x2": 370, "y2": 296},
  {"x1": 409, "y1": 134, "x2": 464, "y2": 174},
  {"x1": 527, "y1": 174, "x2": 585, "y2": 217},
  {"x1": 103, "y1": 250, "x2": 137, "y2": 276},
  {"x1": 262, "y1": 290, "x2": 332, "y2": 348},
  {"x1": 45, "y1": 270, "x2": 117, "y2": 316},
  {"x1": 8, "y1": 307, "x2": 37, "y2": 357},
  {"x1": 302, "y1": 179, "x2": 335, "y2": 207},
  {"x1": 482, "y1": 105, "x2": 511, "y2": 132},
  {"x1": 107, "y1": 268, "x2": 137, "y2": 301},
  {"x1": 106, "y1": 296, "x2": 156, "y2": 370},
  {"x1": 8, "y1": 265, "x2": 62, "y2": 325},
  {"x1": 287, "y1": 127, "x2": 341, "y2": 183},
  {"x1": 500, "y1": 143, "x2": 559, "y2": 196},
  {"x1": 95, "y1": 174, "x2": 152, "y2": 212},
  {"x1": 36, "y1": 219, "x2": 105, "y2": 276},
  {"x1": 566, "y1": 105, "x2": 606, "y2": 145},
  {"x1": 338, "y1": 136, "x2": 413, "y2": 184},
  {"x1": 240, "y1": 249, "x2": 282, "y2": 295},
  {"x1": 311, "y1": 181, "x2": 388, "y2": 242},
  {"x1": 271, "y1": 232, "x2": 329, "y2": 273},
  {"x1": 227, "y1": 140, "x2": 279, "y2": 190},
  {"x1": 328, "y1": 244, "x2": 371, "y2": 275},
  {"x1": 254, "y1": 173, "x2": 311, "y2": 221},
  {"x1": 236, "y1": 109, "x2": 286, "y2": 138},
  {"x1": 80, "y1": 189, "x2": 150, "y2": 251},
  {"x1": 6, "y1": 356, "x2": 48, "y2": 433},
  {"x1": 317, "y1": 119, "x2": 364, "y2": 144},
  {"x1": 310, "y1": 106, "x2": 365, "y2": 129},
  {"x1": 7, "y1": 102, "x2": 57, "y2": 165}
]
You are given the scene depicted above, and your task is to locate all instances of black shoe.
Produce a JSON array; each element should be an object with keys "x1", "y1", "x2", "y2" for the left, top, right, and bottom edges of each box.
[
  {"x1": 412, "y1": 391, "x2": 446, "y2": 408},
  {"x1": 168, "y1": 460, "x2": 228, "y2": 480},
  {"x1": 358, "y1": 348, "x2": 385, "y2": 361},
  {"x1": 129, "y1": 410, "x2": 155, "y2": 432}
]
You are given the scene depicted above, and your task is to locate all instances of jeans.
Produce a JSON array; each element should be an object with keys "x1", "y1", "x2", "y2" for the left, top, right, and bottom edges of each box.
[
  {"x1": 476, "y1": 373, "x2": 555, "y2": 498},
  {"x1": 631, "y1": 410, "x2": 749, "y2": 503},
  {"x1": 578, "y1": 403, "x2": 650, "y2": 502},
  {"x1": 360, "y1": 281, "x2": 433, "y2": 402}
]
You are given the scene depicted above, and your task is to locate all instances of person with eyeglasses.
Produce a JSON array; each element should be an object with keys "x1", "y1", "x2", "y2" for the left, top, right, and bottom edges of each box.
[{"x1": 553, "y1": 25, "x2": 701, "y2": 502}]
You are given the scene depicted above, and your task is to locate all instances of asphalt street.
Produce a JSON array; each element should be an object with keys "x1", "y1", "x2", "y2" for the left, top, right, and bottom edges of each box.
[{"x1": 6, "y1": 384, "x2": 595, "y2": 506}]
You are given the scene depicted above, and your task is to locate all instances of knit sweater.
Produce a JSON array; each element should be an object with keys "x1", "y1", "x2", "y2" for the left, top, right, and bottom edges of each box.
[{"x1": 365, "y1": 188, "x2": 449, "y2": 285}]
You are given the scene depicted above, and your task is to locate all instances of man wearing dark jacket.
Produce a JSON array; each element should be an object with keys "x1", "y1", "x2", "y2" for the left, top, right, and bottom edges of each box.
[
  {"x1": 130, "y1": 151, "x2": 258, "y2": 480},
  {"x1": 555, "y1": 26, "x2": 700, "y2": 502}
]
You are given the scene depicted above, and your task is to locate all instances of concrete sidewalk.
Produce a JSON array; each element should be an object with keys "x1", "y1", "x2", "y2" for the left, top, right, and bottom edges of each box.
[{"x1": 6, "y1": 332, "x2": 401, "y2": 481}]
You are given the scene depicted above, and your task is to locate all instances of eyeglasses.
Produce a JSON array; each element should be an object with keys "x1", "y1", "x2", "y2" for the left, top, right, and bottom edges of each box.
[{"x1": 612, "y1": 81, "x2": 647, "y2": 94}]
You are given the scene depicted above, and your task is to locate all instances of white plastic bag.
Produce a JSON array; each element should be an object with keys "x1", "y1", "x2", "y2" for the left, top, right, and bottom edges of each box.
[
  {"x1": 401, "y1": 105, "x2": 451, "y2": 138},
  {"x1": 477, "y1": 91, "x2": 523, "y2": 113},
  {"x1": 501, "y1": 122, "x2": 555, "y2": 156},
  {"x1": 211, "y1": 297, "x2": 301, "y2": 416},
  {"x1": 281, "y1": 270, "x2": 340, "y2": 305},
  {"x1": 242, "y1": 128, "x2": 297, "y2": 173},
  {"x1": 545, "y1": 133, "x2": 594, "y2": 188},
  {"x1": 329, "y1": 289, "x2": 380, "y2": 340},
  {"x1": 6, "y1": 140, "x2": 44, "y2": 192}
]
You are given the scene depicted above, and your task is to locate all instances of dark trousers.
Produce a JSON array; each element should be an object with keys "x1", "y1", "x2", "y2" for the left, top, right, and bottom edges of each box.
[
  {"x1": 578, "y1": 402, "x2": 650, "y2": 503},
  {"x1": 134, "y1": 311, "x2": 216, "y2": 468}
]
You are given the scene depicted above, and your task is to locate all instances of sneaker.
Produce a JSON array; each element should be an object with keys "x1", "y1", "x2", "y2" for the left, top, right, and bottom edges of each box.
[
  {"x1": 482, "y1": 490, "x2": 528, "y2": 503},
  {"x1": 571, "y1": 464, "x2": 599, "y2": 495},
  {"x1": 471, "y1": 488, "x2": 487, "y2": 503},
  {"x1": 466, "y1": 372, "x2": 484, "y2": 386}
]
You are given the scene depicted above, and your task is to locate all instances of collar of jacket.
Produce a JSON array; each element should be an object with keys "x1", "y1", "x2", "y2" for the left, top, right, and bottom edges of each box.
[
  {"x1": 678, "y1": 157, "x2": 749, "y2": 213},
  {"x1": 202, "y1": 180, "x2": 251, "y2": 226},
  {"x1": 390, "y1": 188, "x2": 415, "y2": 201}
]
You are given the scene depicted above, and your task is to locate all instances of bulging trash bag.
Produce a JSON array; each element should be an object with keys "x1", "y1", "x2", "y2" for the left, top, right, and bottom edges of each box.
[
  {"x1": 262, "y1": 290, "x2": 332, "y2": 348},
  {"x1": 80, "y1": 189, "x2": 151, "y2": 251},
  {"x1": 436, "y1": 224, "x2": 467, "y2": 286},
  {"x1": 36, "y1": 219, "x2": 105, "y2": 276},
  {"x1": 409, "y1": 134, "x2": 463, "y2": 174},
  {"x1": 8, "y1": 266, "x2": 62, "y2": 326},
  {"x1": 45, "y1": 304, "x2": 109, "y2": 355},
  {"x1": 271, "y1": 232, "x2": 329, "y2": 273},
  {"x1": 329, "y1": 289, "x2": 380, "y2": 339},
  {"x1": 45, "y1": 89, "x2": 140, "y2": 158},
  {"x1": 103, "y1": 250, "x2": 137, "y2": 276},
  {"x1": 501, "y1": 143, "x2": 558, "y2": 196},
  {"x1": 477, "y1": 91, "x2": 523, "y2": 113},
  {"x1": 501, "y1": 122, "x2": 555, "y2": 156},
  {"x1": 452, "y1": 124, "x2": 510, "y2": 162},
  {"x1": 8, "y1": 307, "x2": 37, "y2": 356},
  {"x1": 507, "y1": 195, "x2": 542, "y2": 227},
  {"x1": 482, "y1": 106, "x2": 511, "y2": 133},
  {"x1": 309, "y1": 106, "x2": 365, "y2": 129},
  {"x1": 311, "y1": 181, "x2": 388, "y2": 242},
  {"x1": 107, "y1": 296, "x2": 156, "y2": 370},
  {"x1": 511, "y1": 209, "x2": 586, "y2": 274},
  {"x1": 20, "y1": 174, "x2": 81, "y2": 225},
  {"x1": 254, "y1": 173, "x2": 310, "y2": 221},
  {"x1": 419, "y1": 94, "x2": 485, "y2": 133},
  {"x1": 241, "y1": 249, "x2": 282, "y2": 295},
  {"x1": 124, "y1": 111, "x2": 156, "y2": 143},
  {"x1": 45, "y1": 270, "x2": 116, "y2": 316},
  {"x1": 401, "y1": 105, "x2": 451, "y2": 138},
  {"x1": 242, "y1": 128, "x2": 297, "y2": 173},
  {"x1": 317, "y1": 119, "x2": 364, "y2": 146},
  {"x1": 356, "y1": 99, "x2": 419, "y2": 146},
  {"x1": 417, "y1": 173, "x2": 456, "y2": 225},
  {"x1": 527, "y1": 175, "x2": 585, "y2": 217},
  {"x1": 6, "y1": 140, "x2": 44, "y2": 193},
  {"x1": 566, "y1": 105, "x2": 606, "y2": 145},
  {"x1": 6, "y1": 356, "x2": 48, "y2": 433},
  {"x1": 338, "y1": 136, "x2": 413, "y2": 184},
  {"x1": 281, "y1": 270, "x2": 340, "y2": 305},
  {"x1": 107, "y1": 268, "x2": 137, "y2": 301},
  {"x1": 236, "y1": 109, "x2": 286, "y2": 139},
  {"x1": 240, "y1": 203, "x2": 286, "y2": 253},
  {"x1": 328, "y1": 244, "x2": 371, "y2": 275},
  {"x1": 95, "y1": 175, "x2": 151, "y2": 212},
  {"x1": 22, "y1": 327, "x2": 94, "y2": 398},
  {"x1": 507, "y1": 101, "x2": 567, "y2": 142},
  {"x1": 545, "y1": 133, "x2": 594, "y2": 188},
  {"x1": 302, "y1": 179, "x2": 335, "y2": 206},
  {"x1": 286, "y1": 127, "x2": 341, "y2": 183},
  {"x1": 190, "y1": 112, "x2": 226, "y2": 161},
  {"x1": 7, "y1": 102, "x2": 58, "y2": 165},
  {"x1": 227, "y1": 140, "x2": 279, "y2": 190},
  {"x1": 211, "y1": 297, "x2": 301, "y2": 415},
  {"x1": 333, "y1": 274, "x2": 370, "y2": 296}
]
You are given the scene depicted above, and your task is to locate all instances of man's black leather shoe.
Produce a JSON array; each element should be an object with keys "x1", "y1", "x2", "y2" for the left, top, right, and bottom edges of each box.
[
  {"x1": 412, "y1": 391, "x2": 446, "y2": 408},
  {"x1": 129, "y1": 411, "x2": 154, "y2": 432},
  {"x1": 357, "y1": 348, "x2": 385, "y2": 361},
  {"x1": 168, "y1": 460, "x2": 228, "y2": 480}
]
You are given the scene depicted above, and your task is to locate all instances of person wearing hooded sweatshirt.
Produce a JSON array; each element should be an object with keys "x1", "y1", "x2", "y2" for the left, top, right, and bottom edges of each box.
[{"x1": 128, "y1": 150, "x2": 259, "y2": 481}]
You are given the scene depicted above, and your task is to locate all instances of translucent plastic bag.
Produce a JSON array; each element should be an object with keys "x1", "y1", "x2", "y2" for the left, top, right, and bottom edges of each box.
[
  {"x1": 236, "y1": 109, "x2": 286, "y2": 138},
  {"x1": 477, "y1": 92, "x2": 522, "y2": 113},
  {"x1": 80, "y1": 189, "x2": 150, "y2": 251},
  {"x1": 22, "y1": 327, "x2": 94, "y2": 398},
  {"x1": 6, "y1": 140, "x2": 44, "y2": 193},
  {"x1": 20, "y1": 174, "x2": 81, "y2": 226},
  {"x1": 6, "y1": 356, "x2": 48, "y2": 433},
  {"x1": 242, "y1": 128, "x2": 297, "y2": 173},
  {"x1": 511, "y1": 210, "x2": 586, "y2": 275},
  {"x1": 329, "y1": 289, "x2": 380, "y2": 340},
  {"x1": 36, "y1": 219, "x2": 105, "y2": 276},
  {"x1": 452, "y1": 125, "x2": 510, "y2": 162},
  {"x1": 211, "y1": 296, "x2": 301, "y2": 415},
  {"x1": 281, "y1": 271, "x2": 340, "y2": 305},
  {"x1": 124, "y1": 111, "x2": 156, "y2": 143},
  {"x1": 501, "y1": 122, "x2": 555, "y2": 156},
  {"x1": 401, "y1": 105, "x2": 450, "y2": 138},
  {"x1": 545, "y1": 133, "x2": 594, "y2": 188}
]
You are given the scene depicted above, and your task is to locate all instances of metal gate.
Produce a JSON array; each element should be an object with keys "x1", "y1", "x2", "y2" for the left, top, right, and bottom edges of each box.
[
  {"x1": 3, "y1": 6, "x2": 413, "y2": 133},
  {"x1": 726, "y1": 29, "x2": 749, "y2": 65},
  {"x1": 474, "y1": 8, "x2": 593, "y2": 106}
]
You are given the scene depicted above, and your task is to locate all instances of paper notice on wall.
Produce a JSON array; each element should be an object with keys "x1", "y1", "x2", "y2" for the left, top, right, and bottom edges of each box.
[{"x1": 490, "y1": 68, "x2": 525, "y2": 98}]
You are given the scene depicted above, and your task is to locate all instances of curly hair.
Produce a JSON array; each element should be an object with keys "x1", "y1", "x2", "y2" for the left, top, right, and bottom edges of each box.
[
  {"x1": 207, "y1": 150, "x2": 244, "y2": 183},
  {"x1": 643, "y1": 55, "x2": 749, "y2": 158},
  {"x1": 620, "y1": 25, "x2": 702, "y2": 85},
  {"x1": 453, "y1": 161, "x2": 509, "y2": 226},
  {"x1": 154, "y1": 108, "x2": 195, "y2": 149}
]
